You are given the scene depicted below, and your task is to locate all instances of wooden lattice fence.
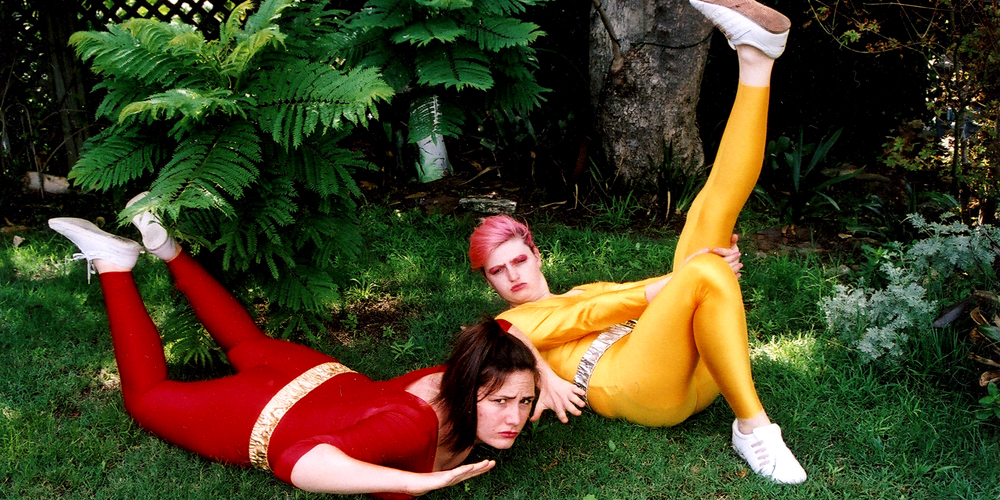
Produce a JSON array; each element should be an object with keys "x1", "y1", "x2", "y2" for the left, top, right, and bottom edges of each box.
[
  {"x1": 77, "y1": 0, "x2": 237, "y2": 37},
  {"x1": 3, "y1": 0, "x2": 238, "y2": 176}
]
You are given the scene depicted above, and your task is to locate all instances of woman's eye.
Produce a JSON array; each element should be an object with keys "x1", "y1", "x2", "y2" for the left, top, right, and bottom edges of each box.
[
  {"x1": 520, "y1": 398, "x2": 534, "y2": 405},
  {"x1": 494, "y1": 398, "x2": 507, "y2": 404}
]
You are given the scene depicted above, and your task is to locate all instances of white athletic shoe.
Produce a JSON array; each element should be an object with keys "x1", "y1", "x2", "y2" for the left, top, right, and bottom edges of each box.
[
  {"x1": 731, "y1": 420, "x2": 807, "y2": 484},
  {"x1": 48, "y1": 217, "x2": 142, "y2": 281},
  {"x1": 125, "y1": 191, "x2": 180, "y2": 261},
  {"x1": 689, "y1": 0, "x2": 790, "y2": 58}
]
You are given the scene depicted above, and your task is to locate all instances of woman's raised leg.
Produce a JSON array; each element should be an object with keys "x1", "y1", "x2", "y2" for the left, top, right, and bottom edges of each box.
[
  {"x1": 672, "y1": 55, "x2": 773, "y2": 269},
  {"x1": 672, "y1": 0, "x2": 785, "y2": 268},
  {"x1": 126, "y1": 192, "x2": 334, "y2": 372}
]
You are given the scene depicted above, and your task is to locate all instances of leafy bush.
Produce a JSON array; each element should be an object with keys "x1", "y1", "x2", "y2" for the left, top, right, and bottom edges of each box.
[
  {"x1": 332, "y1": 0, "x2": 552, "y2": 181},
  {"x1": 820, "y1": 214, "x2": 1000, "y2": 364},
  {"x1": 69, "y1": 0, "x2": 393, "y2": 338},
  {"x1": 753, "y1": 128, "x2": 858, "y2": 226}
]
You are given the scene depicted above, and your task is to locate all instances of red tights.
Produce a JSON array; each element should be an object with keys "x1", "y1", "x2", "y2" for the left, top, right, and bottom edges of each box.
[{"x1": 99, "y1": 252, "x2": 335, "y2": 463}]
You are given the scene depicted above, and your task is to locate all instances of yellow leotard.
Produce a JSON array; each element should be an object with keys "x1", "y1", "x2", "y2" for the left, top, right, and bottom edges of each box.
[{"x1": 499, "y1": 84, "x2": 770, "y2": 427}]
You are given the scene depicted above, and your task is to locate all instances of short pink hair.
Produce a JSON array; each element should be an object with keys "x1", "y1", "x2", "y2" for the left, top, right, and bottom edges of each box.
[{"x1": 468, "y1": 215, "x2": 537, "y2": 271}]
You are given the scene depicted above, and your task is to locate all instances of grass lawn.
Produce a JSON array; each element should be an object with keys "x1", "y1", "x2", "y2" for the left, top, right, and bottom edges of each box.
[{"x1": 2, "y1": 205, "x2": 999, "y2": 499}]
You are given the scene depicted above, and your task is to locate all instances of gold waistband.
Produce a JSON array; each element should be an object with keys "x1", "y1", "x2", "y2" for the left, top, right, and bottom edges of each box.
[
  {"x1": 249, "y1": 361, "x2": 356, "y2": 470},
  {"x1": 573, "y1": 320, "x2": 636, "y2": 404}
]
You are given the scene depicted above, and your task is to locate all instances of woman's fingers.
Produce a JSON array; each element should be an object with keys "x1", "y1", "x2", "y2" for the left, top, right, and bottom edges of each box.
[{"x1": 533, "y1": 377, "x2": 585, "y2": 422}]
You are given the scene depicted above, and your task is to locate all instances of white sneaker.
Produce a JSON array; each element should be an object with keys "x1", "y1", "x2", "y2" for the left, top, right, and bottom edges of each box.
[
  {"x1": 48, "y1": 218, "x2": 142, "y2": 281},
  {"x1": 731, "y1": 420, "x2": 807, "y2": 484},
  {"x1": 689, "y1": 0, "x2": 790, "y2": 58},
  {"x1": 125, "y1": 192, "x2": 180, "y2": 261}
]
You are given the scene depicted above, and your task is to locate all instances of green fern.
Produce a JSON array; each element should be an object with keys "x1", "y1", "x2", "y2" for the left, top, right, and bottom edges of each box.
[
  {"x1": 462, "y1": 17, "x2": 543, "y2": 50},
  {"x1": 415, "y1": 43, "x2": 494, "y2": 90},
  {"x1": 70, "y1": 0, "x2": 391, "y2": 347},
  {"x1": 340, "y1": 0, "x2": 552, "y2": 180},
  {"x1": 409, "y1": 94, "x2": 464, "y2": 142}
]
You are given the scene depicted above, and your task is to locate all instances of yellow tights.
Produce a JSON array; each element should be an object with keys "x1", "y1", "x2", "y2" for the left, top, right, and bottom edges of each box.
[{"x1": 586, "y1": 84, "x2": 769, "y2": 426}]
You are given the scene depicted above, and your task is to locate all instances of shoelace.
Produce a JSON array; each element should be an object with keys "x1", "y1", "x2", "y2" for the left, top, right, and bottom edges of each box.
[{"x1": 69, "y1": 252, "x2": 98, "y2": 283}]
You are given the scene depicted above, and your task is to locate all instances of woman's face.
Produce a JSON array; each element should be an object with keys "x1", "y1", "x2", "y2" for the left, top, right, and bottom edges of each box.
[
  {"x1": 483, "y1": 238, "x2": 547, "y2": 306},
  {"x1": 474, "y1": 370, "x2": 536, "y2": 449}
]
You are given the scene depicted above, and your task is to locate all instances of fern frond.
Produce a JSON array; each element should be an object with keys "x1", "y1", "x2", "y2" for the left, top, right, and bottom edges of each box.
[
  {"x1": 415, "y1": 42, "x2": 493, "y2": 90},
  {"x1": 408, "y1": 93, "x2": 465, "y2": 142},
  {"x1": 413, "y1": 0, "x2": 474, "y2": 9},
  {"x1": 69, "y1": 126, "x2": 165, "y2": 191},
  {"x1": 70, "y1": 22, "x2": 216, "y2": 87},
  {"x1": 483, "y1": 45, "x2": 548, "y2": 113},
  {"x1": 262, "y1": 264, "x2": 341, "y2": 311},
  {"x1": 471, "y1": 0, "x2": 538, "y2": 16},
  {"x1": 282, "y1": 133, "x2": 372, "y2": 198},
  {"x1": 350, "y1": 0, "x2": 413, "y2": 30},
  {"x1": 321, "y1": 29, "x2": 414, "y2": 91},
  {"x1": 151, "y1": 120, "x2": 262, "y2": 211},
  {"x1": 93, "y1": 80, "x2": 154, "y2": 120},
  {"x1": 159, "y1": 305, "x2": 222, "y2": 367},
  {"x1": 250, "y1": 62, "x2": 394, "y2": 148},
  {"x1": 273, "y1": 4, "x2": 351, "y2": 60},
  {"x1": 461, "y1": 17, "x2": 543, "y2": 51},
  {"x1": 222, "y1": 27, "x2": 287, "y2": 77},
  {"x1": 221, "y1": 0, "x2": 255, "y2": 46},
  {"x1": 292, "y1": 198, "x2": 362, "y2": 264},
  {"x1": 215, "y1": 178, "x2": 297, "y2": 273},
  {"x1": 392, "y1": 17, "x2": 466, "y2": 46},
  {"x1": 323, "y1": 27, "x2": 390, "y2": 67},
  {"x1": 119, "y1": 88, "x2": 246, "y2": 127},
  {"x1": 491, "y1": 78, "x2": 548, "y2": 115},
  {"x1": 243, "y1": 0, "x2": 295, "y2": 35}
]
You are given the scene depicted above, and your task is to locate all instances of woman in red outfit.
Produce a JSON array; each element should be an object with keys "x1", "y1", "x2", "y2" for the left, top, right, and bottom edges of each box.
[{"x1": 48, "y1": 203, "x2": 538, "y2": 499}]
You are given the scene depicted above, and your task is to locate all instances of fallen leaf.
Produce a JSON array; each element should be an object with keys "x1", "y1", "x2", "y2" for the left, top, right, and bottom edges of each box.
[{"x1": 980, "y1": 371, "x2": 1000, "y2": 387}]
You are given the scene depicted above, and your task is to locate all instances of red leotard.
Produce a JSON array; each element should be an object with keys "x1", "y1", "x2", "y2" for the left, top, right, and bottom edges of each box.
[{"x1": 98, "y1": 251, "x2": 440, "y2": 499}]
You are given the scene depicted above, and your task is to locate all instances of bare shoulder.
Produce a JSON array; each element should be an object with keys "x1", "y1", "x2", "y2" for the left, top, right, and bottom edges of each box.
[{"x1": 404, "y1": 372, "x2": 443, "y2": 403}]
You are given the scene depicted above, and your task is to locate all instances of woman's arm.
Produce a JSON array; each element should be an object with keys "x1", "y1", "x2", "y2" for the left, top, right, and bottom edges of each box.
[
  {"x1": 505, "y1": 325, "x2": 586, "y2": 423},
  {"x1": 645, "y1": 235, "x2": 743, "y2": 302},
  {"x1": 290, "y1": 444, "x2": 494, "y2": 496}
]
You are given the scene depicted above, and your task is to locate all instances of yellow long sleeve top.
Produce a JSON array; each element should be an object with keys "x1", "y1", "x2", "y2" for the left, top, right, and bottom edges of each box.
[{"x1": 496, "y1": 276, "x2": 664, "y2": 381}]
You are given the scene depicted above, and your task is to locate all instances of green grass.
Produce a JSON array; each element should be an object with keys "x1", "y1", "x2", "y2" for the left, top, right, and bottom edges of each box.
[{"x1": 3, "y1": 205, "x2": 999, "y2": 499}]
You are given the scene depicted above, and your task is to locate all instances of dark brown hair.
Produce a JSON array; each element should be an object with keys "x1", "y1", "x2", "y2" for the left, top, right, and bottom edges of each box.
[{"x1": 437, "y1": 319, "x2": 538, "y2": 452}]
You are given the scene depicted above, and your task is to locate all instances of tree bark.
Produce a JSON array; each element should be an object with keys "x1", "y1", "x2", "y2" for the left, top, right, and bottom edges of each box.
[{"x1": 589, "y1": 0, "x2": 713, "y2": 193}]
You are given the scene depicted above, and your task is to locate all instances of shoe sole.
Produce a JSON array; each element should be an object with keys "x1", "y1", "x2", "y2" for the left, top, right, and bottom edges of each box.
[{"x1": 690, "y1": 0, "x2": 789, "y2": 58}]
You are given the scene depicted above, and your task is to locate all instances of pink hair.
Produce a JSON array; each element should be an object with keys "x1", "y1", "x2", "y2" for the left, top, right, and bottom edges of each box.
[{"x1": 468, "y1": 215, "x2": 537, "y2": 271}]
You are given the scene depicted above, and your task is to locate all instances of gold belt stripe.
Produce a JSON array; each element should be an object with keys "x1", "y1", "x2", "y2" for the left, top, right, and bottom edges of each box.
[
  {"x1": 572, "y1": 320, "x2": 636, "y2": 405},
  {"x1": 248, "y1": 361, "x2": 356, "y2": 470}
]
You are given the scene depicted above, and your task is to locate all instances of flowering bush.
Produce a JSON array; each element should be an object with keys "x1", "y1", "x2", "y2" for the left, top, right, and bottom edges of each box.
[{"x1": 820, "y1": 215, "x2": 999, "y2": 363}]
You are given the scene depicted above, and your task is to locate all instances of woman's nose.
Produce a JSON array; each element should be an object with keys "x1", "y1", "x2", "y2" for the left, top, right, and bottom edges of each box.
[
  {"x1": 506, "y1": 407, "x2": 521, "y2": 424},
  {"x1": 507, "y1": 267, "x2": 520, "y2": 281}
]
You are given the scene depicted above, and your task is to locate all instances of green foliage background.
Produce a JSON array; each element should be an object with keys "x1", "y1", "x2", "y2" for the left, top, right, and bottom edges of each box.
[{"x1": 68, "y1": 0, "x2": 394, "y2": 336}]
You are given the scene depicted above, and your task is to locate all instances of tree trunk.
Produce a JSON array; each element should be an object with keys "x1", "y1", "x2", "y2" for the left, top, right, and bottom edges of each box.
[{"x1": 589, "y1": 0, "x2": 713, "y2": 194}]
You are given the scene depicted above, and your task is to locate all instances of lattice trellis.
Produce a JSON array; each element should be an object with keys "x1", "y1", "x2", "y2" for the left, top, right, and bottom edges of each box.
[{"x1": 78, "y1": 0, "x2": 238, "y2": 35}]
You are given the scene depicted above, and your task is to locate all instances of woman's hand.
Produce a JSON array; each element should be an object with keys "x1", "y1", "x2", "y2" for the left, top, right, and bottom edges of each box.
[
  {"x1": 404, "y1": 460, "x2": 496, "y2": 497},
  {"x1": 711, "y1": 234, "x2": 743, "y2": 278},
  {"x1": 291, "y1": 444, "x2": 495, "y2": 496},
  {"x1": 533, "y1": 364, "x2": 586, "y2": 423}
]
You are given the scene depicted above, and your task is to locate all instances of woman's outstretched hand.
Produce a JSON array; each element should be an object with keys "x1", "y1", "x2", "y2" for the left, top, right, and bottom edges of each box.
[
  {"x1": 405, "y1": 460, "x2": 496, "y2": 497},
  {"x1": 291, "y1": 444, "x2": 495, "y2": 497},
  {"x1": 711, "y1": 234, "x2": 743, "y2": 278},
  {"x1": 534, "y1": 365, "x2": 586, "y2": 423}
]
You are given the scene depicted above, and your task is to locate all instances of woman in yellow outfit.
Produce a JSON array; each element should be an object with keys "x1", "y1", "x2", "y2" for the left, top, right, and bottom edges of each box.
[{"x1": 467, "y1": 0, "x2": 807, "y2": 485}]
